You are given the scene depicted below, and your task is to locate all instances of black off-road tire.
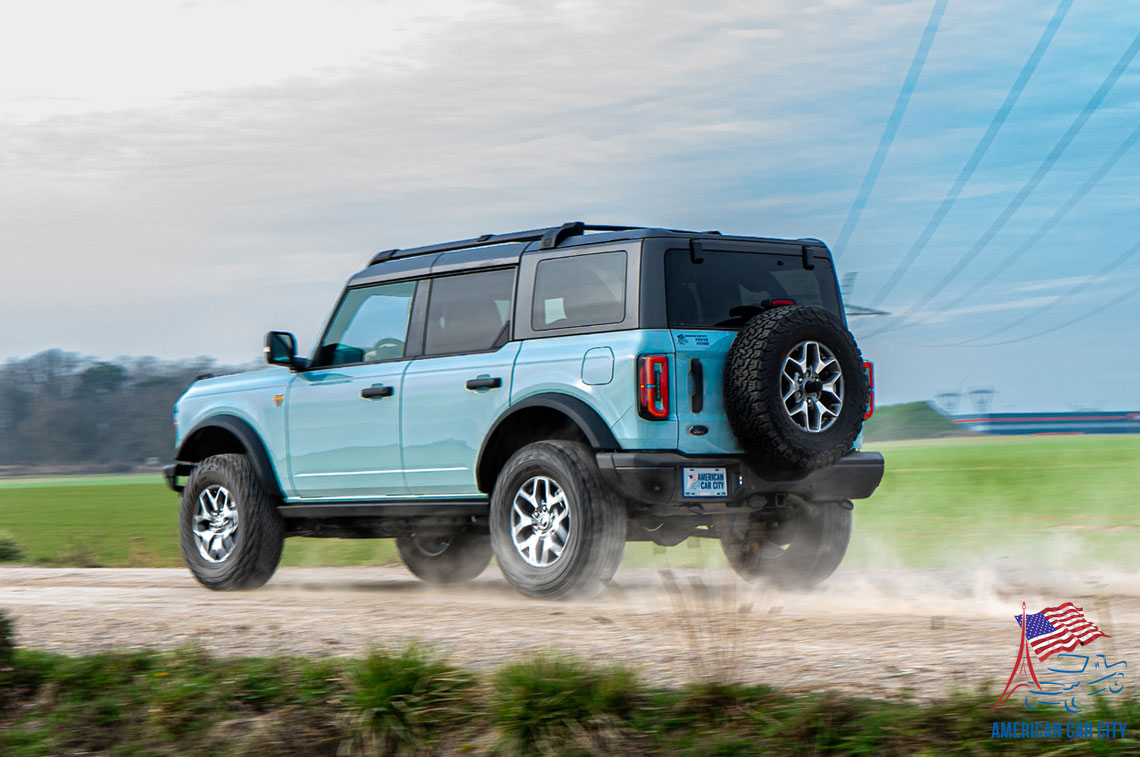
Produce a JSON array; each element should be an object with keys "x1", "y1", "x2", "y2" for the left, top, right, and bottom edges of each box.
[
  {"x1": 724, "y1": 306, "x2": 867, "y2": 471},
  {"x1": 179, "y1": 453, "x2": 285, "y2": 591},
  {"x1": 490, "y1": 441, "x2": 626, "y2": 600},
  {"x1": 720, "y1": 496, "x2": 851, "y2": 588},
  {"x1": 396, "y1": 530, "x2": 493, "y2": 585}
]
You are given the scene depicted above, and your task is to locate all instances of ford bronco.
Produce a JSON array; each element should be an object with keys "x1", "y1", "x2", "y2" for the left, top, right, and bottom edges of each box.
[{"x1": 165, "y1": 222, "x2": 884, "y2": 599}]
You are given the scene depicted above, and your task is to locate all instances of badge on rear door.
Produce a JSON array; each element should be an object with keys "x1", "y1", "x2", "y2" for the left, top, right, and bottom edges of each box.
[{"x1": 682, "y1": 467, "x2": 727, "y2": 497}]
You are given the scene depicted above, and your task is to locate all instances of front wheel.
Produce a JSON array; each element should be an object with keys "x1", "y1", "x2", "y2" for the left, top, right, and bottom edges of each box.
[
  {"x1": 719, "y1": 496, "x2": 851, "y2": 588},
  {"x1": 395, "y1": 530, "x2": 492, "y2": 584},
  {"x1": 179, "y1": 453, "x2": 285, "y2": 591},
  {"x1": 490, "y1": 441, "x2": 626, "y2": 600}
]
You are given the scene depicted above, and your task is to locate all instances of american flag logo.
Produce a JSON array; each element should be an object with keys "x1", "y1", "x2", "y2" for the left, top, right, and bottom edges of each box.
[
  {"x1": 993, "y1": 601, "x2": 1112, "y2": 710},
  {"x1": 1016, "y1": 602, "x2": 1109, "y2": 661}
]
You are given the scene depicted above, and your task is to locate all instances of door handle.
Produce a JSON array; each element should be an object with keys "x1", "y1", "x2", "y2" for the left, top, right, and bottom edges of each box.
[
  {"x1": 360, "y1": 385, "x2": 394, "y2": 399},
  {"x1": 465, "y1": 377, "x2": 502, "y2": 390}
]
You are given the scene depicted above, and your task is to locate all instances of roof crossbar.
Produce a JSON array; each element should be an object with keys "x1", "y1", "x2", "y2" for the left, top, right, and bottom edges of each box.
[{"x1": 367, "y1": 222, "x2": 644, "y2": 266}]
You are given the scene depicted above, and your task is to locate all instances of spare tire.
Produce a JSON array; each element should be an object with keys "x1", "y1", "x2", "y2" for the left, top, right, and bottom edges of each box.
[{"x1": 723, "y1": 306, "x2": 866, "y2": 471}]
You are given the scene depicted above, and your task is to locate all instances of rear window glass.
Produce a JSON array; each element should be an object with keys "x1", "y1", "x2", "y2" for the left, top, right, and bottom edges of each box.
[
  {"x1": 532, "y1": 251, "x2": 627, "y2": 330},
  {"x1": 665, "y1": 249, "x2": 840, "y2": 329}
]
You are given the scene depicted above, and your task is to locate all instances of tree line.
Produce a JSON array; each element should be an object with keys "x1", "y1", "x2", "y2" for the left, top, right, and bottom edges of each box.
[{"x1": 0, "y1": 350, "x2": 253, "y2": 470}]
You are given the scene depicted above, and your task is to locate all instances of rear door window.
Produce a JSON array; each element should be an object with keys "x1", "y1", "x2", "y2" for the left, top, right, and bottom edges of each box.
[
  {"x1": 423, "y1": 268, "x2": 515, "y2": 356},
  {"x1": 531, "y1": 251, "x2": 627, "y2": 330},
  {"x1": 665, "y1": 250, "x2": 840, "y2": 329}
]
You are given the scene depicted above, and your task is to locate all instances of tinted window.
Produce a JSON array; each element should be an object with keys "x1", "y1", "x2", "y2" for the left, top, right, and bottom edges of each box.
[
  {"x1": 424, "y1": 268, "x2": 515, "y2": 356},
  {"x1": 665, "y1": 250, "x2": 841, "y2": 329},
  {"x1": 315, "y1": 280, "x2": 416, "y2": 366},
  {"x1": 532, "y1": 251, "x2": 626, "y2": 330}
]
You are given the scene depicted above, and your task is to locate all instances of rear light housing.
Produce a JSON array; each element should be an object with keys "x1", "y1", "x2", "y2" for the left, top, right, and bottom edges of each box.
[
  {"x1": 637, "y1": 354, "x2": 670, "y2": 420},
  {"x1": 863, "y1": 361, "x2": 875, "y2": 420}
]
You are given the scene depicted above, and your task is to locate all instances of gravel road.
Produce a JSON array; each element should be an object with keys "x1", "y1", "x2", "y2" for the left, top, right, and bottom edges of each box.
[{"x1": 2, "y1": 565, "x2": 1136, "y2": 700}]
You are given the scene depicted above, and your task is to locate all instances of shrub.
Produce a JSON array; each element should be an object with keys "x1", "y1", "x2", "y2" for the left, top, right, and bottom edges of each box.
[
  {"x1": 492, "y1": 655, "x2": 641, "y2": 752},
  {"x1": 346, "y1": 645, "x2": 475, "y2": 753},
  {"x1": 0, "y1": 531, "x2": 23, "y2": 563}
]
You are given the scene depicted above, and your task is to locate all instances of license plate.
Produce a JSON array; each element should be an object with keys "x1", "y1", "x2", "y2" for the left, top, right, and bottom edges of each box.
[{"x1": 682, "y1": 467, "x2": 727, "y2": 498}]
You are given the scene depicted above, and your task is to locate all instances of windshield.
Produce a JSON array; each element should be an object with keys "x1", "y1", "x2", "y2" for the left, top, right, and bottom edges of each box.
[{"x1": 665, "y1": 249, "x2": 841, "y2": 329}]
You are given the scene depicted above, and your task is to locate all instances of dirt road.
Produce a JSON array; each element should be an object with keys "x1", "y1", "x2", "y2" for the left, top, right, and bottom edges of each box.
[{"x1": 2, "y1": 565, "x2": 1136, "y2": 700}]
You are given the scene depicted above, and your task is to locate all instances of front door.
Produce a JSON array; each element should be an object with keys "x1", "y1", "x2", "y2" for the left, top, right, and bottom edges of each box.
[
  {"x1": 286, "y1": 279, "x2": 418, "y2": 498},
  {"x1": 401, "y1": 268, "x2": 518, "y2": 496}
]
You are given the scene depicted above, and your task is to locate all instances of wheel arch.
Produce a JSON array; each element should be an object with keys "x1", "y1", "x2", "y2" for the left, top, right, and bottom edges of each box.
[
  {"x1": 176, "y1": 415, "x2": 285, "y2": 499},
  {"x1": 475, "y1": 394, "x2": 620, "y2": 493}
]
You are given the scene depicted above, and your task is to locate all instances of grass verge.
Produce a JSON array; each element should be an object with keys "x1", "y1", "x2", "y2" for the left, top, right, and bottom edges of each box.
[
  {"x1": 1, "y1": 610, "x2": 1137, "y2": 756},
  {"x1": 0, "y1": 435, "x2": 1138, "y2": 570}
]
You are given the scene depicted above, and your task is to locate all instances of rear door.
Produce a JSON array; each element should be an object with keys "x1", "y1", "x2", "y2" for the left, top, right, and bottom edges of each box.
[
  {"x1": 286, "y1": 280, "x2": 418, "y2": 498},
  {"x1": 400, "y1": 268, "x2": 519, "y2": 496},
  {"x1": 663, "y1": 244, "x2": 842, "y2": 454}
]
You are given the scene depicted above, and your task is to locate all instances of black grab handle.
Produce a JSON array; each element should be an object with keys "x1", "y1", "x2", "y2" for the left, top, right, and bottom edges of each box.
[
  {"x1": 465, "y1": 377, "x2": 502, "y2": 390},
  {"x1": 360, "y1": 385, "x2": 394, "y2": 399}
]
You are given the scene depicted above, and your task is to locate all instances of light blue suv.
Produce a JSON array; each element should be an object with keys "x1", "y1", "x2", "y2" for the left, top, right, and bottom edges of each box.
[{"x1": 166, "y1": 222, "x2": 884, "y2": 599}]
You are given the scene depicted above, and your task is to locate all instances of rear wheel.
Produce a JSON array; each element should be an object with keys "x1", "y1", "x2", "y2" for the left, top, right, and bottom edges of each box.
[
  {"x1": 719, "y1": 496, "x2": 851, "y2": 588},
  {"x1": 490, "y1": 441, "x2": 626, "y2": 600},
  {"x1": 395, "y1": 530, "x2": 492, "y2": 584},
  {"x1": 179, "y1": 453, "x2": 284, "y2": 591}
]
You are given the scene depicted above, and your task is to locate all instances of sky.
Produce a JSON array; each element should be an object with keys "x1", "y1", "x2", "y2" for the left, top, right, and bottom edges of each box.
[{"x1": 2, "y1": 0, "x2": 1138, "y2": 411}]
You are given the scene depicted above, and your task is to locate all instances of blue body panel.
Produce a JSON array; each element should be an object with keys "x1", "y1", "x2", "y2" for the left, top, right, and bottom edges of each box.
[
  {"x1": 174, "y1": 368, "x2": 293, "y2": 490},
  {"x1": 669, "y1": 329, "x2": 742, "y2": 455},
  {"x1": 511, "y1": 331, "x2": 678, "y2": 451},
  {"x1": 285, "y1": 361, "x2": 409, "y2": 499},
  {"x1": 401, "y1": 343, "x2": 520, "y2": 496}
]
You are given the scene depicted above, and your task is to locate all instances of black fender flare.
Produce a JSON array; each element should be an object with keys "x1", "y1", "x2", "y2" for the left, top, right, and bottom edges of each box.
[
  {"x1": 175, "y1": 415, "x2": 285, "y2": 499},
  {"x1": 475, "y1": 394, "x2": 620, "y2": 490}
]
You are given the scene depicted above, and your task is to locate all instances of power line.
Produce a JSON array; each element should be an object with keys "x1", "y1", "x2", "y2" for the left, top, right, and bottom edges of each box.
[
  {"x1": 967, "y1": 276, "x2": 1140, "y2": 347},
  {"x1": 868, "y1": 0, "x2": 1073, "y2": 304},
  {"x1": 832, "y1": 0, "x2": 948, "y2": 260},
  {"x1": 941, "y1": 238, "x2": 1140, "y2": 346},
  {"x1": 872, "y1": 25, "x2": 1140, "y2": 334},
  {"x1": 935, "y1": 118, "x2": 1140, "y2": 320}
]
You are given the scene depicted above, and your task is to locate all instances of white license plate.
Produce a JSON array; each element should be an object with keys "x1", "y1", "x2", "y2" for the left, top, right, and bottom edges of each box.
[{"x1": 682, "y1": 467, "x2": 727, "y2": 498}]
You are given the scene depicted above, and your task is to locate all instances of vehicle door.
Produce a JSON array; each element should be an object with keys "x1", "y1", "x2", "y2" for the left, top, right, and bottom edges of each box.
[
  {"x1": 401, "y1": 268, "x2": 519, "y2": 496},
  {"x1": 286, "y1": 279, "x2": 419, "y2": 498}
]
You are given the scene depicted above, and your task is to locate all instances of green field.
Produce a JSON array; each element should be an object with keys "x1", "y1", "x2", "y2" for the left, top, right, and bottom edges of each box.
[{"x1": 1, "y1": 434, "x2": 1138, "y2": 570}]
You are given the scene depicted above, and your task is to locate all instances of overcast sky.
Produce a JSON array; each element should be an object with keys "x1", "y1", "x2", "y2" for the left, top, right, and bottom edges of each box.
[{"x1": 2, "y1": 0, "x2": 1138, "y2": 411}]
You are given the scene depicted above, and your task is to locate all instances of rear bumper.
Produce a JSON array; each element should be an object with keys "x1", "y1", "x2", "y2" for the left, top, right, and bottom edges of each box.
[
  {"x1": 163, "y1": 462, "x2": 196, "y2": 493},
  {"x1": 596, "y1": 450, "x2": 884, "y2": 513}
]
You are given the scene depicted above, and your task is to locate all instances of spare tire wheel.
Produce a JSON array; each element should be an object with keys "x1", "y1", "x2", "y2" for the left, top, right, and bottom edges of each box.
[{"x1": 723, "y1": 306, "x2": 867, "y2": 471}]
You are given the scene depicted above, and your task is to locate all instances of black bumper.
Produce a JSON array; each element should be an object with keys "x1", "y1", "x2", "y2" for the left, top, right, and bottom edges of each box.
[
  {"x1": 596, "y1": 450, "x2": 884, "y2": 513},
  {"x1": 163, "y1": 462, "x2": 196, "y2": 493}
]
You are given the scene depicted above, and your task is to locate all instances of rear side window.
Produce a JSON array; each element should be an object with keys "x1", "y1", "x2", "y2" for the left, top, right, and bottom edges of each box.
[
  {"x1": 315, "y1": 280, "x2": 417, "y2": 366},
  {"x1": 424, "y1": 268, "x2": 515, "y2": 356},
  {"x1": 665, "y1": 250, "x2": 840, "y2": 329},
  {"x1": 532, "y1": 251, "x2": 626, "y2": 330}
]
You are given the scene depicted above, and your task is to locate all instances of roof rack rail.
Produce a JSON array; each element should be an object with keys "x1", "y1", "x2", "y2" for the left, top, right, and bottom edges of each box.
[{"x1": 367, "y1": 222, "x2": 645, "y2": 266}]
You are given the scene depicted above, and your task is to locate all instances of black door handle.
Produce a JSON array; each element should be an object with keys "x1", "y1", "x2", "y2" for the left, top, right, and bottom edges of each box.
[
  {"x1": 465, "y1": 377, "x2": 502, "y2": 390},
  {"x1": 360, "y1": 385, "x2": 394, "y2": 399}
]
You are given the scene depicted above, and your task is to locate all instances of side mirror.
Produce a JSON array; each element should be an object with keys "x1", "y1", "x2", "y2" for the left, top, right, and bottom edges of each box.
[{"x1": 264, "y1": 331, "x2": 304, "y2": 370}]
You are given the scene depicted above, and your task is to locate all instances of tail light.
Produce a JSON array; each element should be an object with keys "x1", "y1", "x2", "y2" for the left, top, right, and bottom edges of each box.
[
  {"x1": 863, "y1": 361, "x2": 875, "y2": 420},
  {"x1": 637, "y1": 354, "x2": 670, "y2": 420}
]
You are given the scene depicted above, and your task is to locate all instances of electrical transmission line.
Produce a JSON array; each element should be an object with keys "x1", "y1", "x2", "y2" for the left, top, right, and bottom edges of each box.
[
  {"x1": 967, "y1": 274, "x2": 1140, "y2": 347},
  {"x1": 832, "y1": 0, "x2": 948, "y2": 260},
  {"x1": 943, "y1": 238, "x2": 1140, "y2": 346},
  {"x1": 935, "y1": 118, "x2": 1140, "y2": 325},
  {"x1": 868, "y1": 0, "x2": 1073, "y2": 305},
  {"x1": 869, "y1": 25, "x2": 1140, "y2": 336}
]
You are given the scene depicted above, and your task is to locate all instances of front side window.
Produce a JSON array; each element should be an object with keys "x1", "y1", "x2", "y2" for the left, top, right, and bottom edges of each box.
[
  {"x1": 531, "y1": 251, "x2": 627, "y2": 331},
  {"x1": 315, "y1": 280, "x2": 416, "y2": 367},
  {"x1": 424, "y1": 268, "x2": 515, "y2": 356}
]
